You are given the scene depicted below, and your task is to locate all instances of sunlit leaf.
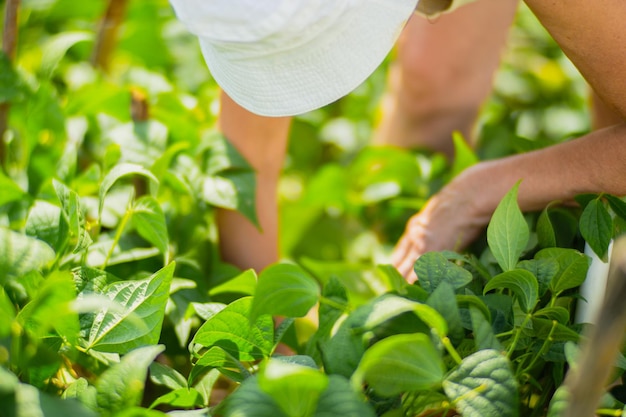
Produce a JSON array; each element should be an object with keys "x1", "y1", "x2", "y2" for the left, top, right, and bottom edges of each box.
[
  {"x1": 250, "y1": 263, "x2": 320, "y2": 322},
  {"x1": 189, "y1": 346, "x2": 250, "y2": 384},
  {"x1": 190, "y1": 297, "x2": 274, "y2": 362},
  {"x1": 258, "y1": 360, "x2": 328, "y2": 417},
  {"x1": 83, "y1": 262, "x2": 174, "y2": 353},
  {"x1": 353, "y1": 333, "x2": 445, "y2": 397},
  {"x1": 487, "y1": 182, "x2": 529, "y2": 272},
  {"x1": 449, "y1": 131, "x2": 479, "y2": 178},
  {"x1": 98, "y1": 163, "x2": 159, "y2": 221},
  {"x1": 0, "y1": 227, "x2": 56, "y2": 285},
  {"x1": 96, "y1": 345, "x2": 165, "y2": 414},
  {"x1": 40, "y1": 31, "x2": 93, "y2": 77}
]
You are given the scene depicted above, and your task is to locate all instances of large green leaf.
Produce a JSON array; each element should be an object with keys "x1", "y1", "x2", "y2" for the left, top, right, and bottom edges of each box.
[
  {"x1": 250, "y1": 263, "x2": 320, "y2": 322},
  {"x1": 427, "y1": 282, "x2": 464, "y2": 343},
  {"x1": 190, "y1": 297, "x2": 274, "y2": 362},
  {"x1": 95, "y1": 345, "x2": 165, "y2": 415},
  {"x1": 314, "y1": 375, "x2": 376, "y2": 417},
  {"x1": 579, "y1": 197, "x2": 613, "y2": 261},
  {"x1": 413, "y1": 252, "x2": 473, "y2": 294},
  {"x1": 149, "y1": 362, "x2": 188, "y2": 390},
  {"x1": 535, "y1": 248, "x2": 590, "y2": 296},
  {"x1": 131, "y1": 195, "x2": 169, "y2": 257},
  {"x1": 16, "y1": 271, "x2": 79, "y2": 343},
  {"x1": 484, "y1": 269, "x2": 538, "y2": 313},
  {"x1": 470, "y1": 305, "x2": 501, "y2": 351},
  {"x1": 25, "y1": 200, "x2": 69, "y2": 254},
  {"x1": 40, "y1": 31, "x2": 93, "y2": 77},
  {"x1": 98, "y1": 163, "x2": 159, "y2": 221},
  {"x1": 487, "y1": 182, "x2": 529, "y2": 272},
  {"x1": 352, "y1": 333, "x2": 445, "y2": 397},
  {"x1": 82, "y1": 262, "x2": 174, "y2": 353},
  {"x1": 189, "y1": 345, "x2": 250, "y2": 384},
  {"x1": 443, "y1": 349, "x2": 519, "y2": 417},
  {"x1": 258, "y1": 360, "x2": 328, "y2": 417},
  {"x1": 0, "y1": 227, "x2": 56, "y2": 285}
]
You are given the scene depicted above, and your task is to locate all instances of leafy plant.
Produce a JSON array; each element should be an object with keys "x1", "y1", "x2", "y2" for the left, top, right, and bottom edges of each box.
[{"x1": 1, "y1": 1, "x2": 625, "y2": 416}]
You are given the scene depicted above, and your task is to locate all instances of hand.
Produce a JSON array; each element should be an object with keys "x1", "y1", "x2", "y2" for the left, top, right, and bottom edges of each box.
[{"x1": 392, "y1": 167, "x2": 493, "y2": 282}]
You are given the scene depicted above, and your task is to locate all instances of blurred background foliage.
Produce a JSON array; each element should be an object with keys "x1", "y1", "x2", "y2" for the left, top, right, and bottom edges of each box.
[{"x1": 0, "y1": 0, "x2": 590, "y2": 268}]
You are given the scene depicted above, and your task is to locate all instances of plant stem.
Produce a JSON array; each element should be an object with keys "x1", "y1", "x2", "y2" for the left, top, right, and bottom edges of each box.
[
  {"x1": 595, "y1": 409, "x2": 623, "y2": 416},
  {"x1": 441, "y1": 336, "x2": 462, "y2": 365},
  {"x1": 0, "y1": 0, "x2": 21, "y2": 173},
  {"x1": 319, "y1": 296, "x2": 350, "y2": 313},
  {"x1": 102, "y1": 207, "x2": 132, "y2": 269},
  {"x1": 507, "y1": 313, "x2": 532, "y2": 357},
  {"x1": 520, "y1": 320, "x2": 557, "y2": 376},
  {"x1": 91, "y1": 0, "x2": 128, "y2": 72}
]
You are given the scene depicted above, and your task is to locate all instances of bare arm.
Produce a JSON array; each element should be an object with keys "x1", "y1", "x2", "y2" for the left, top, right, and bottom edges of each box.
[
  {"x1": 524, "y1": 0, "x2": 626, "y2": 118},
  {"x1": 393, "y1": 123, "x2": 626, "y2": 279}
]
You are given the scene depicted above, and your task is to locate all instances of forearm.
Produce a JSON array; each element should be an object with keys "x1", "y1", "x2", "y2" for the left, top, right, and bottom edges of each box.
[{"x1": 464, "y1": 123, "x2": 626, "y2": 218}]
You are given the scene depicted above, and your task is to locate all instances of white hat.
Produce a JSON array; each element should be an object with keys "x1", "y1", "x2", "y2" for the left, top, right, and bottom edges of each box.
[{"x1": 169, "y1": 0, "x2": 418, "y2": 117}]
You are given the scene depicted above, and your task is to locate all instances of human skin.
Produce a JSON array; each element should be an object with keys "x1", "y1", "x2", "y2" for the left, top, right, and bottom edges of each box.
[
  {"x1": 374, "y1": 0, "x2": 518, "y2": 158},
  {"x1": 216, "y1": 3, "x2": 515, "y2": 271},
  {"x1": 392, "y1": 0, "x2": 626, "y2": 280}
]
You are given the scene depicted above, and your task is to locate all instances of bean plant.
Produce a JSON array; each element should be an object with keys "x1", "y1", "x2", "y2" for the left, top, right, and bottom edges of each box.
[{"x1": 1, "y1": 1, "x2": 625, "y2": 417}]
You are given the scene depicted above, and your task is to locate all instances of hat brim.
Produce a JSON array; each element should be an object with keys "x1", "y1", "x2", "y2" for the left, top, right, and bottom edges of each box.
[{"x1": 198, "y1": 0, "x2": 417, "y2": 117}]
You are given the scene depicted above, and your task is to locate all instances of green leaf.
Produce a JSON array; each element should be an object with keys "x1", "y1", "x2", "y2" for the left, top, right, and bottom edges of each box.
[
  {"x1": 0, "y1": 52, "x2": 27, "y2": 103},
  {"x1": 26, "y1": 200, "x2": 69, "y2": 253},
  {"x1": 202, "y1": 171, "x2": 258, "y2": 227},
  {"x1": 546, "y1": 385, "x2": 570, "y2": 417},
  {"x1": 83, "y1": 262, "x2": 174, "y2": 353},
  {"x1": 536, "y1": 206, "x2": 557, "y2": 248},
  {"x1": 16, "y1": 271, "x2": 79, "y2": 343},
  {"x1": 0, "y1": 171, "x2": 26, "y2": 206},
  {"x1": 96, "y1": 345, "x2": 165, "y2": 415},
  {"x1": 220, "y1": 376, "x2": 289, "y2": 417},
  {"x1": 149, "y1": 388, "x2": 204, "y2": 410},
  {"x1": 470, "y1": 305, "x2": 501, "y2": 351},
  {"x1": 535, "y1": 248, "x2": 591, "y2": 295},
  {"x1": 517, "y1": 258, "x2": 559, "y2": 297},
  {"x1": 484, "y1": 269, "x2": 538, "y2": 313},
  {"x1": 131, "y1": 196, "x2": 169, "y2": 257},
  {"x1": 443, "y1": 349, "x2": 519, "y2": 417},
  {"x1": 352, "y1": 333, "x2": 445, "y2": 397},
  {"x1": 605, "y1": 194, "x2": 626, "y2": 220},
  {"x1": 190, "y1": 297, "x2": 274, "y2": 362},
  {"x1": 9, "y1": 382, "x2": 98, "y2": 417},
  {"x1": 258, "y1": 360, "x2": 329, "y2": 417},
  {"x1": 533, "y1": 307, "x2": 570, "y2": 324},
  {"x1": 449, "y1": 131, "x2": 479, "y2": 178},
  {"x1": 198, "y1": 133, "x2": 258, "y2": 226},
  {"x1": 487, "y1": 182, "x2": 529, "y2": 272},
  {"x1": 40, "y1": 31, "x2": 93, "y2": 77},
  {"x1": 250, "y1": 263, "x2": 320, "y2": 322},
  {"x1": 0, "y1": 285, "x2": 16, "y2": 337},
  {"x1": 0, "y1": 227, "x2": 56, "y2": 285},
  {"x1": 314, "y1": 375, "x2": 376, "y2": 417},
  {"x1": 532, "y1": 318, "x2": 579, "y2": 342},
  {"x1": 54, "y1": 180, "x2": 92, "y2": 254},
  {"x1": 427, "y1": 282, "x2": 464, "y2": 343},
  {"x1": 189, "y1": 346, "x2": 250, "y2": 384},
  {"x1": 209, "y1": 269, "x2": 257, "y2": 297},
  {"x1": 98, "y1": 163, "x2": 159, "y2": 221},
  {"x1": 579, "y1": 197, "x2": 613, "y2": 261},
  {"x1": 149, "y1": 362, "x2": 188, "y2": 390},
  {"x1": 413, "y1": 252, "x2": 473, "y2": 294}
]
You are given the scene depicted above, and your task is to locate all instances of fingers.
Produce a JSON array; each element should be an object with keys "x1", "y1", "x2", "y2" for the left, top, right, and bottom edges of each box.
[{"x1": 392, "y1": 233, "x2": 422, "y2": 283}]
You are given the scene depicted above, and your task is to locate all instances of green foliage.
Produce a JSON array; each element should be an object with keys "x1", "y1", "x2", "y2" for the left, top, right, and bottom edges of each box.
[{"x1": 1, "y1": 1, "x2": 624, "y2": 416}]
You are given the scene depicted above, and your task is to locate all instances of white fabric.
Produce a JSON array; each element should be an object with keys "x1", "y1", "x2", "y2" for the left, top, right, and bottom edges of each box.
[{"x1": 170, "y1": 0, "x2": 419, "y2": 116}]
